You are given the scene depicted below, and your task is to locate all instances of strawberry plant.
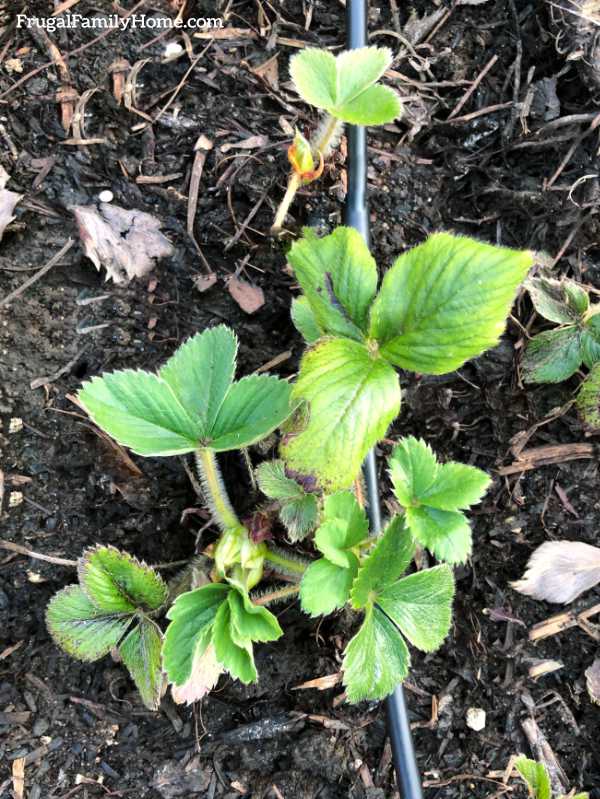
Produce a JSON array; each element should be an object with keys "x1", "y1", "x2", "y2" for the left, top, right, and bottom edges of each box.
[
  {"x1": 272, "y1": 46, "x2": 402, "y2": 232},
  {"x1": 514, "y1": 756, "x2": 588, "y2": 799},
  {"x1": 521, "y1": 275, "x2": 600, "y2": 430},
  {"x1": 46, "y1": 227, "x2": 532, "y2": 709}
]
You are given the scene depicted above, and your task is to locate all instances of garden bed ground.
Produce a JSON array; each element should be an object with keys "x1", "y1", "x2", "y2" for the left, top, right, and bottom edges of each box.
[{"x1": 1, "y1": 1, "x2": 600, "y2": 797}]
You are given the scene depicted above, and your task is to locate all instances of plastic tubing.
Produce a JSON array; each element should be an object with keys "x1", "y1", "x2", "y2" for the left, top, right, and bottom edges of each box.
[{"x1": 344, "y1": 3, "x2": 424, "y2": 797}]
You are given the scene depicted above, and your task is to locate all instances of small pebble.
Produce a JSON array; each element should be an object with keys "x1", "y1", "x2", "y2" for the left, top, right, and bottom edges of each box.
[
  {"x1": 164, "y1": 42, "x2": 183, "y2": 58},
  {"x1": 33, "y1": 718, "x2": 49, "y2": 737},
  {"x1": 466, "y1": 707, "x2": 486, "y2": 731},
  {"x1": 98, "y1": 190, "x2": 113, "y2": 203},
  {"x1": 8, "y1": 417, "x2": 23, "y2": 434},
  {"x1": 8, "y1": 492, "x2": 23, "y2": 508}
]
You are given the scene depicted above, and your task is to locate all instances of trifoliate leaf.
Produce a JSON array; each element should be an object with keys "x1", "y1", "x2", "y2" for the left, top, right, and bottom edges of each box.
[
  {"x1": 514, "y1": 756, "x2": 552, "y2": 799},
  {"x1": 406, "y1": 505, "x2": 472, "y2": 564},
  {"x1": 159, "y1": 325, "x2": 237, "y2": 432},
  {"x1": 227, "y1": 589, "x2": 283, "y2": 644},
  {"x1": 342, "y1": 605, "x2": 409, "y2": 703},
  {"x1": 171, "y1": 641, "x2": 222, "y2": 705},
  {"x1": 290, "y1": 46, "x2": 401, "y2": 125},
  {"x1": 119, "y1": 618, "x2": 164, "y2": 710},
  {"x1": 78, "y1": 546, "x2": 167, "y2": 614},
  {"x1": 377, "y1": 565, "x2": 454, "y2": 651},
  {"x1": 388, "y1": 436, "x2": 438, "y2": 507},
  {"x1": 577, "y1": 363, "x2": 600, "y2": 430},
  {"x1": 521, "y1": 327, "x2": 583, "y2": 383},
  {"x1": 418, "y1": 462, "x2": 491, "y2": 511},
  {"x1": 212, "y1": 600, "x2": 257, "y2": 683},
  {"x1": 369, "y1": 233, "x2": 532, "y2": 375},
  {"x1": 300, "y1": 556, "x2": 358, "y2": 617},
  {"x1": 46, "y1": 586, "x2": 132, "y2": 662},
  {"x1": 281, "y1": 338, "x2": 400, "y2": 490},
  {"x1": 351, "y1": 516, "x2": 414, "y2": 609},
  {"x1": 209, "y1": 374, "x2": 294, "y2": 451},
  {"x1": 526, "y1": 276, "x2": 587, "y2": 324},
  {"x1": 163, "y1": 583, "x2": 230, "y2": 686},
  {"x1": 287, "y1": 227, "x2": 378, "y2": 340},
  {"x1": 78, "y1": 369, "x2": 202, "y2": 456},
  {"x1": 291, "y1": 296, "x2": 322, "y2": 344}
]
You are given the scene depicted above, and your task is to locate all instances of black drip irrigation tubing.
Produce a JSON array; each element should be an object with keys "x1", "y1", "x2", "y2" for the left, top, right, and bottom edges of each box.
[{"x1": 344, "y1": 2, "x2": 424, "y2": 797}]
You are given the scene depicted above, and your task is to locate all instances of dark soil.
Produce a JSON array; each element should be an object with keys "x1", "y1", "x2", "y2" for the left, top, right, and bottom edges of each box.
[{"x1": 1, "y1": 1, "x2": 600, "y2": 797}]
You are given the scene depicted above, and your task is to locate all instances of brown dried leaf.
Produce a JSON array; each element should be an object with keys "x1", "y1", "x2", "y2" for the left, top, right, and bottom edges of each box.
[
  {"x1": 0, "y1": 166, "x2": 23, "y2": 242},
  {"x1": 585, "y1": 658, "x2": 600, "y2": 704},
  {"x1": 171, "y1": 643, "x2": 222, "y2": 705},
  {"x1": 251, "y1": 54, "x2": 279, "y2": 90},
  {"x1": 227, "y1": 275, "x2": 265, "y2": 314},
  {"x1": 193, "y1": 272, "x2": 218, "y2": 292},
  {"x1": 512, "y1": 541, "x2": 600, "y2": 604},
  {"x1": 72, "y1": 203, "x2": 174, "y2": 284}
]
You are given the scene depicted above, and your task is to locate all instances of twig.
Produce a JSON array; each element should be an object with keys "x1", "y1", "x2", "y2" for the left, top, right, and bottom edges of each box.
[
  {"x1": 447, "y1": 101, "x2": 513, "y2": 125},
  {"x1": 0, "y1": 239, "x2": 74, "y2": 309},
  {"x1": 447, "y1": 54, "x2": 498, "y2": 120},
  {"x1": 0, "y1": 540, "x2": 76, "y2": 567},
  {"x1": 497, "y1": 442, "x2": 595, "y2": 475}
]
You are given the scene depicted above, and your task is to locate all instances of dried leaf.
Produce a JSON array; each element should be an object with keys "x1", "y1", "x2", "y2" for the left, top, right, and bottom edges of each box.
[
  {"x1": 251, "y1": 54, "x2": 279, "y2": 90},
  {"x1": 585, "y1": 658, "x2": 600, "y2": 704},
  {"x1": 193, "y1": 273, "x2": 218, "y2": 293},
  {"x1": 171, "y1": 643, "x2": 222, "y2": 705},
  {"x1": 227, "y1": 275, "x2": 265, "y2": 314},
  {"x1": 219, "y1": 135, "x2": 269, "y2": 153},
  {"x1": 512, "y1": 541, "x2": 600, "y2": 604},
  {"x1": 72, "y1": 203, "x2": 174, "y2": 284},
  {"x1": 0, "y1": 166, "x2": 23, "y2": 242}
]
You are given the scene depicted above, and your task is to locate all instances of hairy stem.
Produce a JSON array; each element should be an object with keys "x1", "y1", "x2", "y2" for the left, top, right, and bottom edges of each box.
[
  {"x1": 264, "y1": 544, "x2": 309, "y2": 577},
  {"x1": 195, "y1": 448, "x2": 240, "y2": 531},
  {"x1": 251, "y1": 584, "x2": 300, "y2": 606},
  {"x1": 271, "y1": 171, "x2": 301, "y2": 233}
]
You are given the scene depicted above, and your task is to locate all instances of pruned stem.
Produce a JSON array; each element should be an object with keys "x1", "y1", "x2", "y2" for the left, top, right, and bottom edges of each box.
[
  {"x1": 195, "y1": 448, "x2": 240, "y2": 531},
  {"x1": 271, "y1": 171, "x2": 301, "y2": 234}
]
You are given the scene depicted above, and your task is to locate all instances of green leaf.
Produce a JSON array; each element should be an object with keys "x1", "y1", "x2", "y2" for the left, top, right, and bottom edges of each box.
[
  {"x1": 256, "y1": 460, "x2": 319, "y2": 540},
  {"x1": 78, "y1": 546, "x2": 167, "y2": 614},
  {"x1": 209, "y1": 374, "x2": 294, "y2": 450},
  {"x1": 351, "y1": 516, "x2": 414, "y2": 608},
  {"x1": 227, "y1": 589, "x2": 282, "y2": 644},
  {"x1": 300, "y1": 557, "x2": 358, "y2": 617},
  {"x1": 256, "y1": 460, "x2": 306, "y2": 501},
  {"x1": 526, "y1": 277, "x2": 585, "y2": 324},
  {"x1": 369, "y1": 233, "x2": 532, "y2": 375},
  {"x1": 419, "y1": 462, "x2": 491, "y2": 511},
  {"x1": 289, "y1": 48, "x2": 338, "y2": 110},
  {"x1": 287, "y1": 227, "x2": 378, "y2": 340},
  {"x1": 406, "y1": 505, "x2": 472, "y2": 564},
  {"x1": 78, "y1": 369, "x2": 201, "y2": 456},
  {"x1": 577, "y1": 363, "x2": 600, "y2": 430},
  {"x1": 212, "y1": 600, "x2": 257, "y2": 683},
  {"x1": 581, "y1": 329, "x2": 600, "y2": 368},
  {"x1": 336, "y1": 47, "x2": 392, "y2": 105},
  {"x1": 388, "y1": 436, "x2": 438, "y2": 507},
  {"x1": 522, "y1": 327, "x2": 582, "y2": 383},
  {"x1": 314, "y1": 493, "x2": 368, "y2": 568},
  {"x1": 378, "y1": 565, "x2": 454, "y2": 651},
  {"x1": 119, "y1": 619, "x2": 163, "y2": 710},
  {"x1": 281, "y1": 338, "x2": 400, "y2": 490},
  {"x1": 342, "y1": 605, "x2": 409, "y2": 702},
  {"x1": 514, "y1": 757, "x2": 552, "y2": 799},
  {"x1": 170, "y1": 639, "x2": 222, "y2": 705},
  {"x1": 334, "y1": 84, "x2": 402, "y2": 125},
  {"x1": 278, "y1": 494, "x2": 318, "y2": 541},
  {"x1": 159, "y1": 325, "x2": 237, "y2": 433},
  {"x1": 163, "y1": 583, "x2": 230, "y2": 686},
  {"x1": 291, "y1": 296, "x2": 322, "y2": 343},
  {"x1": 46, "y1": 586, "x2": 132, "y2": 662}
]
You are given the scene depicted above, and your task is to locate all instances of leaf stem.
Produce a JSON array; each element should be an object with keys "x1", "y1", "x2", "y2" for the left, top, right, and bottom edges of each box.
[
  {"x1": 264, "y1": 545, "x2": 309, "y2": 577},
  {"x1": 271, "y1": 171, "x2": 301, "y2": 234},
  {"x1": 195, "y1": 448, "x2": 240, "y2": 531},
  {"x1": 252, "y1": 584, "x2": 300, "y2": 606}
]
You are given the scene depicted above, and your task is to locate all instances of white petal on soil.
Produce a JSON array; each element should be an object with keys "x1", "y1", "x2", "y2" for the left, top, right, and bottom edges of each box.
[
  {"x1": 585, "y1": 658, "x2": 600, "y2": 705},
  {"x1": 0, "y1": 165, "x2": 22, "y2": 242},
  {"x1": 171, "y1": 643, "x2": 222, "y2": 706},
  {"x1": 71, "y1": 202, "x2": 174, "y2": 284},
  {"x1": 466, "y1": 707, "x2": 486, "y2": 731},
  {"x1": 511, "y1": 541, "x2": 600, "y2": 604}
]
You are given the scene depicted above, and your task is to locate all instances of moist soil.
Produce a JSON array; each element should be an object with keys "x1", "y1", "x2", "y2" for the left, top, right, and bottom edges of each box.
[{"x1": 1, "y1": 1, "x2": 600, "y2": 797}]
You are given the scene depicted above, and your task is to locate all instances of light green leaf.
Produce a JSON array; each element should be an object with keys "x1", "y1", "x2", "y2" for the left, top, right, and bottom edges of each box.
[
  {"x1": 581, "y1": 329, "x2": 600, "y2": 368},
  {"x1": 287, "y1": 227, "x2": 378, "y2": 340},
  {"x1": 209, "y1": 374, "x2": 294, "y2": 450},
  {"x1": 78, "y1": 546, "x2": 167, "y2": 614},
  {"x1": 314, "y1": 492, "x2": 369, "y2": 567},
  {"x1": 514, "y1": 756, "x2": 552, "y2": 799},
  {"x1": 419, "y1": 462, "x2": 491, "y2": 511},
  {"x1": 256, "y1": 459, "x2": 305, "y2": 501},
  {"x1": 163, "y1": 583, "x2": 230, "y2": 686},
  {"x1": 291, "y1": 296, "x2": 322, "y2": 343},
  {"x1": 300, "y1": 557, "x2": 358, "y2": 617},
  {"x1": 406, "y1": 505, "x2": 472, "y2": 564},
  {"x1": 351, "y1": 516, "x2": 414, "y2": 608},
  {"x1": 370, "y1": 233, "x2": 532, "y2": 374},
  {"x1": 78, "y1": 369, "x2": 201, "y2": 456},
  {"x1": 565, "y1": 282, "x2": 590, "y2": 316},
  {"x1": 388, "y1": 436, "x2": 438, "y2": 507},
  {"x1": 289, "y1": 48, "x2": 337, "y2": 109},
  {"x1": 281, "y1": 338, "x2": 400, "y2": 490},
  {"x1": 212, "y1": 601, "x2": 257, "y2": 683},
  {"x1": 526, "y1": 277, "x2": 585, "y2": 324},
  {"x1": 227, "y1": 589, "x2": 282, "y2": 644},
  {"x1": 334, "y1": 84, "x2": 402, "y2": 125},
  {"x1": 336, "y1": 47, "x2": 393, "y2": 105},
  {"x1": 342, "y1": 605, "x2": 409, "y2": 703},
  {"x1": 159, "y1": 325, "x2": 237, "y2": 433},
  {"x1": 46, "y1": 586, "x2": 132, "y2": 662},
  {"x1": 119, "y1": 618, "x2": 163, "y2": 710},
  {"x1": 378, "y1": 565, "x2": 454, "y2": 651},
  {"x1": 577, "y1": 363, "x2": 600, "y2": 431},
  {"x1": 522, "y1": 327, "x2": 582, "y2": 383}
]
